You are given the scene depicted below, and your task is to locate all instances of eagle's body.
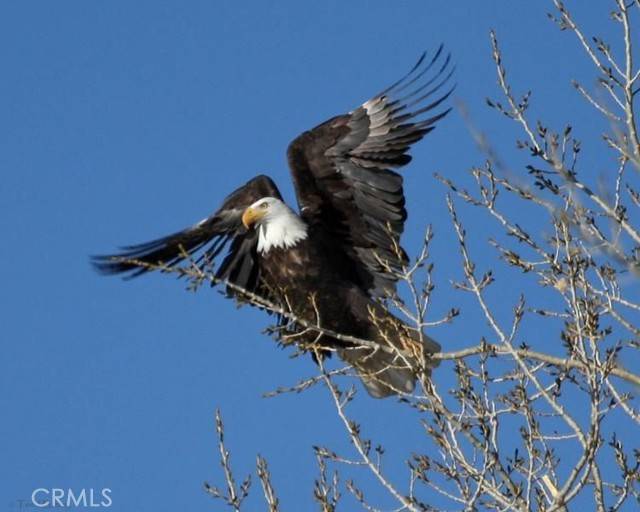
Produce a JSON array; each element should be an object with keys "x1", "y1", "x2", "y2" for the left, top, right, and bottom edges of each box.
[
  {"x1": 251, "y1": 205, "x2": 440, "y2": 397},
  {"x1": 94, "y1": 48, "x2": 453, "y2": 397}
]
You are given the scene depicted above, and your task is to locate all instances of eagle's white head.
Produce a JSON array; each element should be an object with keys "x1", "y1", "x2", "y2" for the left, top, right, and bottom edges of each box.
[{"x1": 241, "y1": 197, "x2": 308, "y2": 253}]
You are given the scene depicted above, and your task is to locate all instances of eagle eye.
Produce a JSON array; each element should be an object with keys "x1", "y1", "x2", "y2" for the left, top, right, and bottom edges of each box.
[{"x1": 259, "y1": 202, "x2": 269, "y2": 209}]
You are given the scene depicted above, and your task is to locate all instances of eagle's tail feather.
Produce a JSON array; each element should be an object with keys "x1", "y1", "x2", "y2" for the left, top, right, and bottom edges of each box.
[{"x1": 338, "y1": 331, "x2": 440, "y2": 398}]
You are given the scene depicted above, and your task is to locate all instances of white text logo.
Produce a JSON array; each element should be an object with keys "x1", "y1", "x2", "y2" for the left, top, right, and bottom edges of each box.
[{"x1": 31, "y1": 488, "x2": 112, "y2": 508}]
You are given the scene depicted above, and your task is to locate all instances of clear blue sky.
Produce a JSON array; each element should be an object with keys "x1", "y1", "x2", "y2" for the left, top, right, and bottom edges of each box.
[{"x1": 1, "y1": 1, "x2": 634, "y2": 510}]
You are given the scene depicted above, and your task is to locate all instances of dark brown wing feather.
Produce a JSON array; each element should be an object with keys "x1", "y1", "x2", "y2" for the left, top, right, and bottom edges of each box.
[
  {"x1": 91, "y1": 175, "x2": 282, "y2": 295},
  {"x1": 287, "y1": 47, "x2": 453, "y2": 295}
]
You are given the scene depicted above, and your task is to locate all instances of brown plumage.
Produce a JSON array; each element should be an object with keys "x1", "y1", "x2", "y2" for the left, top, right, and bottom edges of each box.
[{"x1": 93, "y1": 47, "x2": 453, "y2": 397}]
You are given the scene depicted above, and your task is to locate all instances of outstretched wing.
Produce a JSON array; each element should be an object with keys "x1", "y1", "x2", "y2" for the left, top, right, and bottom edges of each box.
[
  {"x1": 91, "y1": 175, "x2": 282, "y2": 295},
  {"x1": 287, "y1": 47, "x2": 453, "y2": 296}
]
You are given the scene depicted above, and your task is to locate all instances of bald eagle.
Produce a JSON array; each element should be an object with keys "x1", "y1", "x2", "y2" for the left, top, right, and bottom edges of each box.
[{"x1": 93, "y1": 48, "x2": 453, "y2": 398}]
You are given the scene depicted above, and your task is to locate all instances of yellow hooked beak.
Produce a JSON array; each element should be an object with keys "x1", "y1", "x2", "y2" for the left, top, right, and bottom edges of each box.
[{"x1": 241, "y1": 206, "x2": 266, "y2": 229}]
